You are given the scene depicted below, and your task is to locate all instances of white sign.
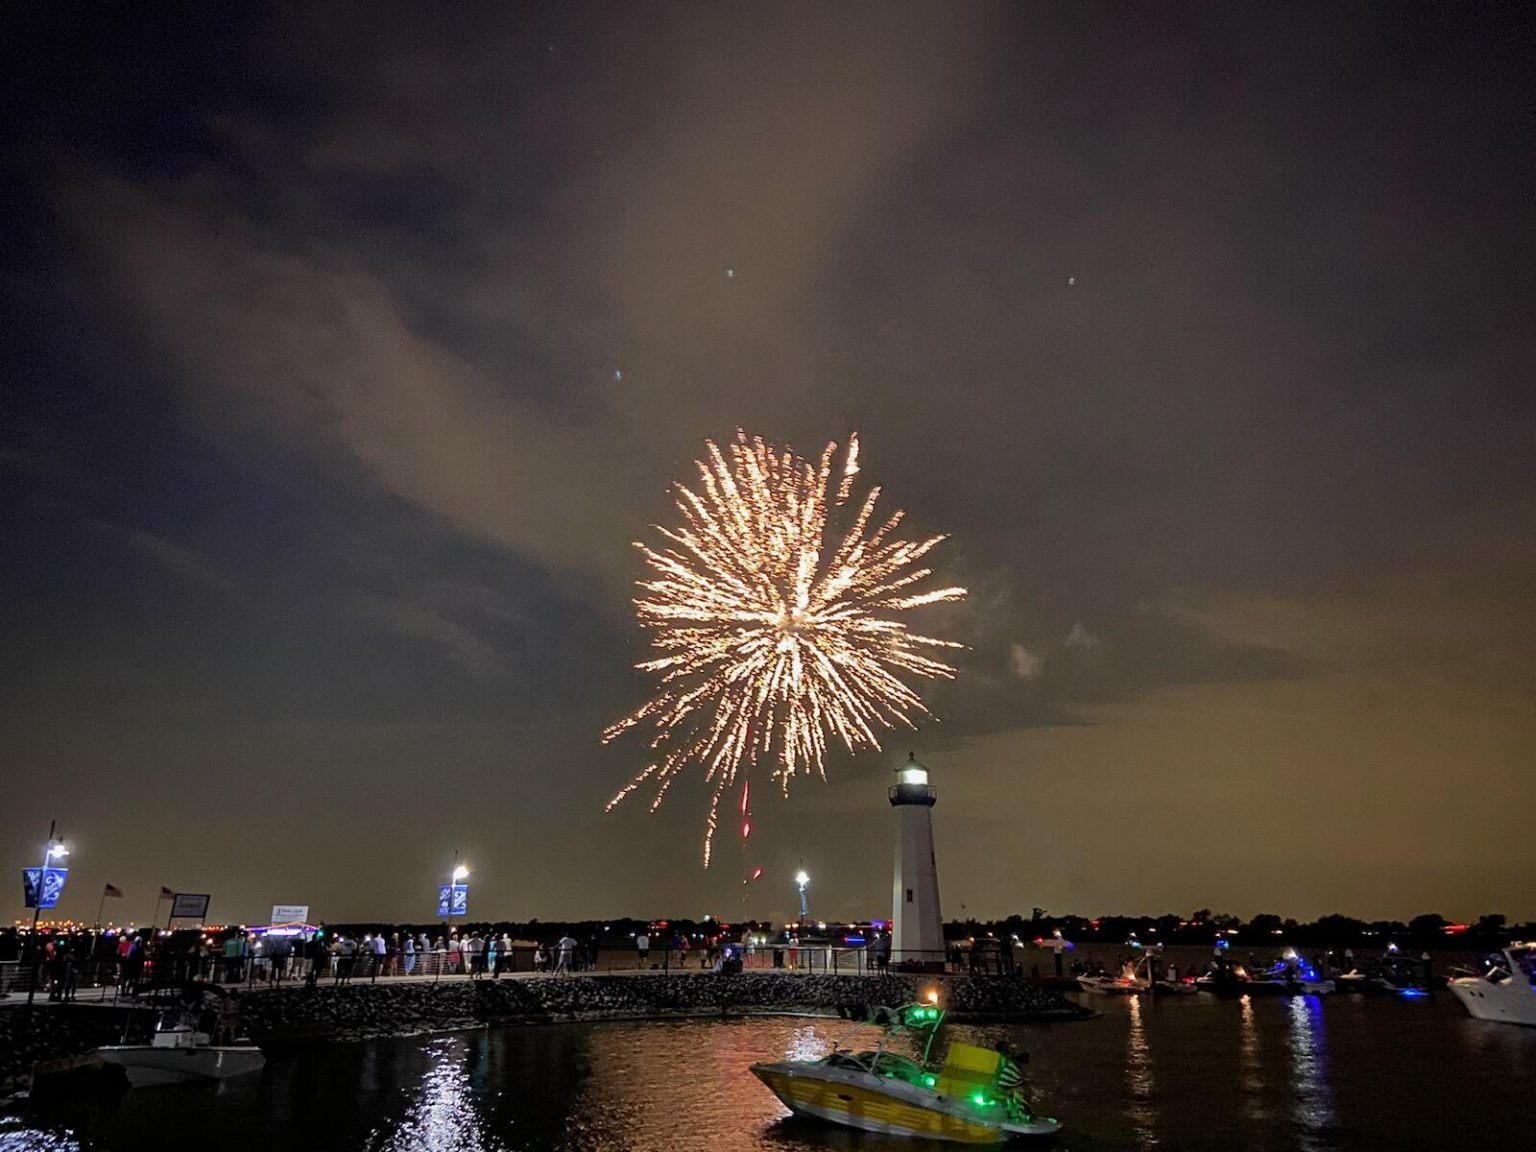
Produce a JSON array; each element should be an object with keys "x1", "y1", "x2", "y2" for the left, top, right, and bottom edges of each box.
[
  {"x1": 271, "y1": 904, "x2": 310, "y2": 925},
  {"x1": 169, "y1": 892, "x2": 210, "y2": 920}
]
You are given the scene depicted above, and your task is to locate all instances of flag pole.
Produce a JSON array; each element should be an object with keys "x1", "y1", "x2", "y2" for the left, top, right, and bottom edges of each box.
[{"x1": 25, "y1": 819, "x2": 57, "y2": 1009}]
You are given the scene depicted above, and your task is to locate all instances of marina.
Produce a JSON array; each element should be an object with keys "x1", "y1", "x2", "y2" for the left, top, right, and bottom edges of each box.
[{"x1": 4, "y1": 3, "x2": 1533, "y2": 1149}]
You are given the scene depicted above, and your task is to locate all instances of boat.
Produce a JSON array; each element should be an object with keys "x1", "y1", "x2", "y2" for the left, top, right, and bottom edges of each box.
[
  {"x1": 1076, "y1": 952, "x2": 1196, "y2": 996},
  {"x1": 97, "y1": 1010, "x2": 266, "y2": 1087},
  {"x1": 1449, "y1": 942, "x2": 1536, "y2": 1027},
  {"x1": 1076, "y1": 965, "x2": 1148, "y2": 994},
  {"x1": 95, "y1": 993, "x2": 265, "y2": 1087},
  {"x1": 1334, "y1": 944, "x2": 1439, "y2": 998},
  {"x1": 1254, "y1": 949, "x2": 1334, "y2": 995},
  {"x1": 1195, "y1": 948, "x2": 1333, "y2": 996},
  {"x1": 750, "y1": 997, "x2": 1060, "y2": 1143}
]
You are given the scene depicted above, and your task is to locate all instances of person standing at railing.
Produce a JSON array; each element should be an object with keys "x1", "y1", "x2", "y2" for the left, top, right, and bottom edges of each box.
[
  {"x1": 125, "y1": 935, "x2": 145, "y2": 995},
  {"x1": 370, "y1": 932, "x2": 387, "y2": 981},
  {"x1": 44, "y1": 940, "x2": 63, "y2": 1001},
  {"x1": 115, "y1": 932, "x2": 131, "y2": 990},
  {"x1": 222, "y1": 932, "x2": 240, "y2": 984},
  {"x1": 636, "y1": 931, "x2": 650, "y2": 970},
  {"x1": 402, "y1": 934, "x2": 416, "y2": 976},
  {"x1": 61, "y1": 949, "x2": 78, "y2": 1001},
  {"x1": 305, "y1": 933, "x2": 324, "y2": 987},
  {"x1": 555, "y1": 934, "x2": 576, "y2": 975}
]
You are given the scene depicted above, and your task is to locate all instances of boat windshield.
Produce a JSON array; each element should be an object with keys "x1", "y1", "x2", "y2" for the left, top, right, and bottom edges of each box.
[
  {"x1": 1510, "y1": 947, "x2": 1536, "y2": 982},
  {"x1": 870, "y1": 1052, "x2": 927, "y2": 1082},
  {"x1": 156, "y1": 1007, "x2": 198, "y2": 1032}
]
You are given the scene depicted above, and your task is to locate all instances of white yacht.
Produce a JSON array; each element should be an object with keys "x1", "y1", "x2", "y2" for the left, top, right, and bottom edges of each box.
[
  {"x1": 96, "y1": 1006, "x2": 266, "y2": 1087},
  {"x1": 1448, "y1": 943, "x2": 1536, "y2": 1027}
]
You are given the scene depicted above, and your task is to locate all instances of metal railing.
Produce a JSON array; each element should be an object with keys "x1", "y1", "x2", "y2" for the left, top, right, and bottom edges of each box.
[
  {"x1": 1, "y1": 957, "x2": 124, "y2": 1000},
  {"x1": 0, "y1": 944, "x2": 977, "y2": 1002}
]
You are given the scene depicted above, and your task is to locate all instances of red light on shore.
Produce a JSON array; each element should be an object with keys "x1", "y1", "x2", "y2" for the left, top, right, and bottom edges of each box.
[{"x1": 1443, "y1": 923, "x2": 1470, "y2": 934}]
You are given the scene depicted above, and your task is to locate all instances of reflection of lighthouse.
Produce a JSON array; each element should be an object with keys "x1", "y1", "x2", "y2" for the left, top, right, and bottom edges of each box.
[{"x1": 890, "y1": 752, "x2": 943, "y2": 969}]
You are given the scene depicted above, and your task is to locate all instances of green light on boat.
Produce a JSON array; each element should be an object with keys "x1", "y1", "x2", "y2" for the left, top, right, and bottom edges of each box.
[
  {"x1": 972, "y1": 1094, "x2": 990, "y2": 1106},
  {"x1": 922, "y1": 1075, "x2": 936, "y2": 1087}
]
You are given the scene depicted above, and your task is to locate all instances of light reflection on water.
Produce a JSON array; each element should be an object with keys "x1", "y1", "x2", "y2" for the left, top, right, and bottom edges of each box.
[
  {"x1": 559, "y1": 1019, "x2": 799, "y2": 1150},
  {"x1": 1124, "y1": 994, "x2": 1158, "y2": 1148},
  {"x1": 0, "y1": 1119, "x2": 81, "y2": 1152},
  {"x1": 1286, "y1": 996, "x2": 1335, "y2": 1152},
  {"x1": 1239, "y1": 993, "x2": 1269, "y2": 1123},
  {"x1": 366, "y1": 1037, "x2": 507, "y2": 1152},
  {"x1": 784, "y1": 1025, "x2": 833, "y2": 1064}
]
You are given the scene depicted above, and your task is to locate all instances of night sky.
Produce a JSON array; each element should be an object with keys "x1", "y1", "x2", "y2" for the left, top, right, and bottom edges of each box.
[{"x1": 4, "y1": 3, "x2": 1532, "y2": 927}]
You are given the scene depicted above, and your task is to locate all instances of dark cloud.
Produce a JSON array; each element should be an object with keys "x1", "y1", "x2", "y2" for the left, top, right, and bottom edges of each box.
[{"x1": 2, "y1": 2, "x2": 1532, "y2": 922}]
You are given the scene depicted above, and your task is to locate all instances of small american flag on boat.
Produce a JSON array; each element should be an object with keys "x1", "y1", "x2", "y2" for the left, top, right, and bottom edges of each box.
[{"x1": 997, "y1": 1057, "x2": 1025, "y2": 1091}]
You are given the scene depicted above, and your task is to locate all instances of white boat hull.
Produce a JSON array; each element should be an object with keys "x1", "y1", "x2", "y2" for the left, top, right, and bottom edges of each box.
[
  {"x1": 1076, "y1": 977, "x2": 1147, "y2": 995},
  {"x1": 1450, "y1": 978, "x2": 1536, "y2": 1027},
  {"x1": 97, "y1": 1045, "x2": 266, "y2": 1087}
]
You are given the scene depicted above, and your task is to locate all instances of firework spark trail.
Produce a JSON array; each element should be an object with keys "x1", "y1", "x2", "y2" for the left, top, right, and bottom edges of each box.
[{"x1": 603, "y1": 431, "x2": 966, "y2": 864}]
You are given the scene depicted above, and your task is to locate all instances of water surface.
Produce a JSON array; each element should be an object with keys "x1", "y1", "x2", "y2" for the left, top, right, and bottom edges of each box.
[{"x1": 4, "y1": 992, "x2": 1532, "y2": 1151}]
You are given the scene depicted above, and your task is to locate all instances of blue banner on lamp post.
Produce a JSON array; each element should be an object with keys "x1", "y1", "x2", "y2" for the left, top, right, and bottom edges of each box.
[
  {"x1": 22, "y1": 867, "x2": 68, "y2": 910},
  {"x1": 436, "y1": 884, "x2": 468, "y2": 918}
]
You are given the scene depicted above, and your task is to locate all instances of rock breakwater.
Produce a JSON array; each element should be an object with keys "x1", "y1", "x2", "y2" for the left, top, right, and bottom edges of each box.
[
  {"x1": 0, "y1": 1006, "x2": 136, "y2": 1100},
  {"x1": 237, "y1": 972, "x2": 1086, "y2": 1043}
]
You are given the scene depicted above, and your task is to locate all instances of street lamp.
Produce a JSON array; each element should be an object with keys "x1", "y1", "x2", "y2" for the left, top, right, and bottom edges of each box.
[
  {"x1": 26, "y1": 822, "x2": 68, "y2": 1008},
  {"x1": 439, "y1": 852, "x2": 470, "y2": 977}
]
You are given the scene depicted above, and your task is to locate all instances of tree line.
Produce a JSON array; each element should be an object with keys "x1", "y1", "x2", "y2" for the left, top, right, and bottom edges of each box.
[{"x1": 945, "y1": 909, "x2": 1528, "y2": 950}]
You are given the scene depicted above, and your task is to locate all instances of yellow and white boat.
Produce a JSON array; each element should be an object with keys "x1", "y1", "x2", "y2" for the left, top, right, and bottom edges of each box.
[{"x1": 751, "y1": 999, "x2": 1060, "y2": 1143}]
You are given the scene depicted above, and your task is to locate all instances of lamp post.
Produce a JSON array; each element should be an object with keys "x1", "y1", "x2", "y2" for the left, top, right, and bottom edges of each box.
[
  {"x1": 441, "y1": 852, "x2": 468, "y2": 977},
  {"x1": 26, "y1": 820, "x2": 68, "y2": 1008}
]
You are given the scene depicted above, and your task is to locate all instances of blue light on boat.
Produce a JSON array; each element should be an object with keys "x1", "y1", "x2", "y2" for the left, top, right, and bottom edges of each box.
[{"x1": 1398, "y1": 988, "x2": 1429, "y2": 999}]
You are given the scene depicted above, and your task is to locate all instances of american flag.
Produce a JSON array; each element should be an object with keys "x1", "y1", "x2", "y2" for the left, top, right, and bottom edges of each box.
[
  {"x1": 997, "y1": 1057, "x2": 1024, "y2": 1091},
  {"x1": 160, "y1": 886, "x2": 175, "y2": 900},
  {"x1": 103, "y1": 883, "x2": 124, "y2": 898}
]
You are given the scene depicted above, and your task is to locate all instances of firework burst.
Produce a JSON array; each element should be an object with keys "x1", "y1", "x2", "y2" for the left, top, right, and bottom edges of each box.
[{"x1": 603, "y1": 431, "x2": 966, "y2": 864}]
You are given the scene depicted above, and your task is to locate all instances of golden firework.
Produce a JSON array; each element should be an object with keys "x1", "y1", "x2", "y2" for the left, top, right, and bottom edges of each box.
[{"x1": 603, "y1": 431, "x2": 966, "y2": 864}]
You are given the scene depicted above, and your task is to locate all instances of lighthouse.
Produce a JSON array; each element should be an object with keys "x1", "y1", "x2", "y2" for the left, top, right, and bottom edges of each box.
[{"x1": 890, "y1": 752, "x2": 944, "y2": 968}]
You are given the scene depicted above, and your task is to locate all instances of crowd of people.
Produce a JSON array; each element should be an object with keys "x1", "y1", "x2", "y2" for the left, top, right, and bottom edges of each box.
[{"x1": 3, "y1": 923, "x2": 904, "y2": 1000}]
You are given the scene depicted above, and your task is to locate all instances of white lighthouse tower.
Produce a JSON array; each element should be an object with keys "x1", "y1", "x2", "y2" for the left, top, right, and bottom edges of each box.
[{"x1": 890, "y1": 752, "x2": 944, "y2": 968}]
